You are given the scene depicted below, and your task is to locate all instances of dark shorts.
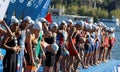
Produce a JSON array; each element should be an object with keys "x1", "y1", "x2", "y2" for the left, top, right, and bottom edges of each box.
[
  {"x1": 76, "y1": 46, "x2": 83, "y2": 53},
  {"x1": 84, "y1": 50, "x2": 89, "y2": 53},
  {"x1": 56, "y1": 45, "x2": 61, "y2": 56},
  {"x1": 88, "y1": 44, "x2": 94, "y2": 52},
  {"x1": 24, "y1": 53, "x2": 31, "y2": 65},
  {"x1": 45, "y1": 51, "x2": 55, "y2": 67},
  {"x1": 108, "y1": 43, "x2": 112, "y2": 49},
  {"x1": 100, "y1": 47, "x2": 104, "y2": 50}
]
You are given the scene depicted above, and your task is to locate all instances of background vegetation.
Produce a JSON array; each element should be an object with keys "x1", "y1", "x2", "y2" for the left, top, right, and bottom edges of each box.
[{"x1": 51, "y1": 0, "x2": 120, "y2": 22}]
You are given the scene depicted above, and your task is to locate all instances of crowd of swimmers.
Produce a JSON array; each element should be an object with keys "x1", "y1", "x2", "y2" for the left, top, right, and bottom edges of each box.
[{"x1": 0, "y1": 16, "x2": 116, "y2": 72}]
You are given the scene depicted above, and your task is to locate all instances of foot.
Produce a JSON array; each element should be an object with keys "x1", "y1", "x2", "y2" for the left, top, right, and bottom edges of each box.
[
  {"x1": 87, "y1": 64, "x2": 91, "y2": 67},
  {"x1": 83, "y1": 65, "x2": 88, "y2": 69},
  {"x1": 103, "y1": 59, "x2": 108, "y2": 62},
  {"x1": 90, "y1": 63, "x2": 94, "y2": 66},
  {"x1": 95, "y1": 63, "x2": 99, "y2": 66}
]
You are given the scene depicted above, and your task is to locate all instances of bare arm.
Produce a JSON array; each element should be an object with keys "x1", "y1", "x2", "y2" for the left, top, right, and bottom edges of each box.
[
  {"x1": 0, "y1": 20, "x2": 13, "y2": 37},
  {"x1": 26, "y1": 33, "x2": 35, "y2": 64},
  {"x1": 1, "y1": 36, "x2": 16, "y2": 52},
  {"x1": 40, "y1": 41, "x2": 45, "y2": 56},
  {"x1": 41, "y1": 40, "x2": 53, "y2": 52}
]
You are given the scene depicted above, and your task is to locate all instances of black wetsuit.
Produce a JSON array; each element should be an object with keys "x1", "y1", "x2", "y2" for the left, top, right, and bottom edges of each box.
[
  {"x1": 3, "y1": 36, "x2": 18, "y2": 72},
  {"x1": 44, "y1": 37, "x2": 55, "y2": 67}
]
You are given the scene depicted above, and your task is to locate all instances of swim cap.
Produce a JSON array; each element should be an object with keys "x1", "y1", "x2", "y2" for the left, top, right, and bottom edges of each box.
[{"x1": 32, "y1": 21, "x2": 42, "y2": 30}]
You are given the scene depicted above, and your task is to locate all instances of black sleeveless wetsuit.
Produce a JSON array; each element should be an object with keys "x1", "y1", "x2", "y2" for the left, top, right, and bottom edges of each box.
[{"x1": 3, "y1": 36, "x2": 18, "y2": 72}]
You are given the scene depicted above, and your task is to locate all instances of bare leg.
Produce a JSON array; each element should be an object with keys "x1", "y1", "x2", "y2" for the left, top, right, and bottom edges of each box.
[
  {"x1": 49, "y1": 67, "x2": 53, "y2": 72},
  {"x1": 90, "y1": 51, "x2": 94, "y2": 66},
  {"x1": 98, "y1": 48, "x2": 104, "y2": 63},
  {"x1": 68, "y1": 56, "x2": 74, "y2": 72},
  {"x1": 44, "y1": 66, "x2": 49, "y2": 72},
  {"x1": 74, "y1": 54, "x2": 81, "y2": 72},
  {"x1": 61, "y1": 56, "x2": 67, "y2": 72},
  {"x1": 83, "y1": 52, "x2": 89, "y2": 68},
  {"x1": 103, "y1": 48, "x2": 108, "y2": 62},
  {"x1": 66, "y1": 56, "x2": 70, "y2": 71},
  {"x1": 94, "y1": 49, "x2": 99, "y2": 65},
  {"x1": 106, "y1": 48, "x2": 112, "y2": 60},
  {"x1": 86, "y1": 52, "x2": 91, "y2": 67},
  {"x1": 54, "y1": 55, "x2": 61, "y2": 72}
]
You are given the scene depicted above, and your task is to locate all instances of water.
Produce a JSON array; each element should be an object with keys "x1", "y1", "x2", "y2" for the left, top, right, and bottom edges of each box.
[
  {"x1": 112, "y1": 31, "x2": 120, "y2": 60},
  {"x1": 102, "y1": 21, "x2": 120, "y2": 60}
]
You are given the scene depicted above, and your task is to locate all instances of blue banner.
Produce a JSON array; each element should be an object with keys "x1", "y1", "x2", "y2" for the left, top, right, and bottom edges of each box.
[
  {"x1": 6, "y1": 0, "x2": 18, "y2": 24},
  {"x1": 6, "y1": 0, "x2": 51, "y2": 22},
  {"x1": 38, "y1": 0, "x2": 51, "y2": 18},
  {"x1": 24, "y1": 0, "x2": 37, "y2": 17},
  {"x1": 31, "y1": 0, "x2": 47, "y2": 20},
  {"x1": 15, "y1": 0, "x2": 29, "y2": 19}
]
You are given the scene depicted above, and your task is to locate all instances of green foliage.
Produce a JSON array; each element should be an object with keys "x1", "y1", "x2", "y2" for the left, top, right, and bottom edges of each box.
[
  {"x1": 96, "y1": 7, "x2": 108, "y2": 19},
  {"x1": 77, "y1": 6, "x2": 108, "y2": 22},
  {"x1": 110, "y1": 9, "x2": 120, "y2": 20},
  {"x1": 51, "y1": 0, "x2": 118, "y2": 22},
  {"x1": 69, "y1": 5, "x2": 79, "y2": 13}
]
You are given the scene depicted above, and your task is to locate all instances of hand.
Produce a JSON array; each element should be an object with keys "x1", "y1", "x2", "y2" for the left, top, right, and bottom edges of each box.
[
  {"x1": 12, "y1": 47, "x2": 18, "y2": 53},
  {"x1": 36, "y1": 57, "x2": 40, "y2": 63},
  {"x1": 0, "y1": 20, "x2": 3, "y2": 23},
  {"x1": 13, "y1": 46, "x2": 21, "y2": 54},
  {"x1": 32, "y1": 60, "x2": 35, "y2": 66},
  {"x1": 16, "y1": 46, "x2": 21, "y2": 54},
  {"x1": 42, "y1": 54, "x2": 46, "y2": 60},
  {"x1": 0, "y1": 20, "x2": 5, "y2": 25}
]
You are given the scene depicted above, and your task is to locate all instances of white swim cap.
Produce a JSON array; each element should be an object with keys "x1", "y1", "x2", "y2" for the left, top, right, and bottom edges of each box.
[
  {"x1": 76, "y1": 20, "x2": 84, "y2": 26},
  {"x1": 50, "y1": 22, "x2": 58, "y2": 29},
  {"x1": 32, "y1": 21, "x2": 42, "y2": 30},
  {"x1": 10, "y1": 17, "x2": 19, "y2": 25},
  {"x1": 109, "y1": 28, "x2": 114, "y2": 32},
  {"x1": 85, "y1": 24, "x2": 92, "y2": 30},
  {"x1": 98, "y1": 22, "x2": 104, "y2": 26},
  {"x1": 30, "y1": 20, "x2": 35, "y2": 25},
  {"x1": 61, "y1": 20, "x2": 67, "y2": 26},
  {"x1": 67, "y1": 19, "x2": 73, "y2": 24},
  {"x1": 36, "y1": 17, "x2": 47, "y2": 23},
  {"x1": 24, "y1": 16, "x2": 32, "y2": 23}
]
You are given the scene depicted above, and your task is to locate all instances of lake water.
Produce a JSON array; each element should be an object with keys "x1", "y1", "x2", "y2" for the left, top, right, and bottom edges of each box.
[
  {"x1": 102, "y1": 22, "x2": 120, "y2": 60},
  {"x1": 112, "y1": 30, "x2": 120, "y2": 60}
]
